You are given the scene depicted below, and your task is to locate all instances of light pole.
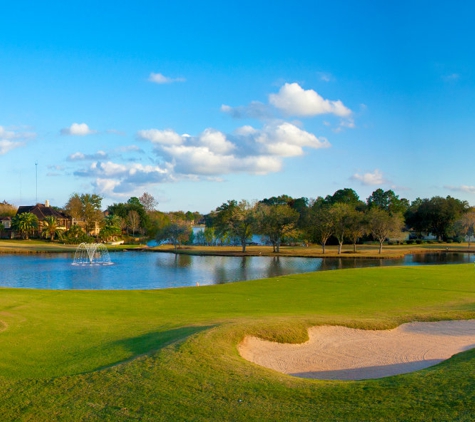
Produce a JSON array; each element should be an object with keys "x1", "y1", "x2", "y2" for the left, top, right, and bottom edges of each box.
[{"x1": 35, "y1": 161, "x2": 38, "y2": 203}]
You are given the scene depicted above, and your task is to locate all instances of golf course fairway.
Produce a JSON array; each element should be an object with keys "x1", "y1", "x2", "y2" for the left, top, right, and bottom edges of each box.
[{"x1": 1, "y1": 263, "x2": 475, "y2": 420}]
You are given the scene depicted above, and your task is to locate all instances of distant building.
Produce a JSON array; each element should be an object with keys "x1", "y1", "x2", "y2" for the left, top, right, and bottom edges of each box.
[
  {"x1": 16, "y1": 201, "x2": 72, "y2": 236},
  {"x1": 0, "y1": 216, "x2": 12, "y2": 230}
]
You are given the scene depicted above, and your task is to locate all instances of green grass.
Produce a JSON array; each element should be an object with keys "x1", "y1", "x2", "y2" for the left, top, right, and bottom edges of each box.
[{"x1": 1, "y1": 264, "x2": 475, "y2": 420}]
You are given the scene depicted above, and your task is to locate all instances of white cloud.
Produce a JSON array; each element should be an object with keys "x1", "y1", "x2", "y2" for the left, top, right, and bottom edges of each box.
[
  {"x1": 0, "y1": 140, "x2": 23, "y2": 155},
  {"x1": 137, "y1": 129, "x2": 184, "y2": 145},
  {"x1": 269, "y1": 83, "x2": 352, "y2": 117},
  {"x1": 74, "y1": 161, "x2": 173, "y2": 196},
  {"x1": 61, "y1": 123, "x2": 96, "y2": 136},
  {"x1": 445, "y1": 185, "x2": 475, "y2": 194},
  {"x1": 351, "y1": 169, "x2": 387, "y2": 186},
  {"x1": 199, "y1": 129, "x2": 235, "y2": 154},
  {"x1": 0, "y1": 125, "x2": 35, "y2": 155},
  {"x1": 148, "y1": 72, "x2": 186, "y2": 84},
  {"x1": 138, "y1": 122, "x2": 328, "y2": 177},
  {"x1": 67, "y1": 151, "x2": 108, "y2": 161},
  {"x1": 254, "y1": 122, "x2": 330, "y2": 157}
]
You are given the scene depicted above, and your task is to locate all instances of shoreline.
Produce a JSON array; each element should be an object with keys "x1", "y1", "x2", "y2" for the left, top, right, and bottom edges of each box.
[{"x1": 0, "y1": 240, "x2": 474, "y2": 259}]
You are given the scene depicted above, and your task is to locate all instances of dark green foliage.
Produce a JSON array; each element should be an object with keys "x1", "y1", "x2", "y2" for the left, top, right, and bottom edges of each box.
[
  {"x1": 405, "y1": 196, "x2": 469, "y2": 240},
  {"x1": 367, "y1": 188, "x2": 409, "y2": 215}
]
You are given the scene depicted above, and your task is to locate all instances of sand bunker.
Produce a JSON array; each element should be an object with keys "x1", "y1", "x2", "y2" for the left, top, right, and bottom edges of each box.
[{"x1": 238, "y1": 320, "x2": 475, "y2": 381}]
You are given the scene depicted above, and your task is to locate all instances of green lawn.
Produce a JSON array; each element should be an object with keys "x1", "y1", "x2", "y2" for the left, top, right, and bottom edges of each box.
[{"x1": 1, "y1": 264, "x2": 475, "y2": 420}]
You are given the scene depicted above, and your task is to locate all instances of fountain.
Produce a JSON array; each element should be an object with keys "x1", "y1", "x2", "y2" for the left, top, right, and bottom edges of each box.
[{"x1": 72, "y1": 243, "x2": 113, "y2": 266}]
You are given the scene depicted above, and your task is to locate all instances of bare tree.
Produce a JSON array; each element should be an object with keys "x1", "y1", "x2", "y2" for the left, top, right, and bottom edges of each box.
[
  {"x1": 139, "y1": 192, "x2": 158, "y2": 213},
  {"x1": 127, "y1": 210, "x2": 141, "y2": 235}
]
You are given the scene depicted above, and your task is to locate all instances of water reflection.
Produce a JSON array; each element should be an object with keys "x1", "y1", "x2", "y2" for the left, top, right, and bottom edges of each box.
[{"x1": 0, "y1": 252, "x2": 473, "y2": 290}]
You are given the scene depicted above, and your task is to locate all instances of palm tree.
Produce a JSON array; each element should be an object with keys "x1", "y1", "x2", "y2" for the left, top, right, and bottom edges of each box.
[
  {"x1": 41, "y1": 216, "x2": 64, "y2": 241},
  {"x1": 12, "y1": 212, "x2": 39, "y2": 240}
]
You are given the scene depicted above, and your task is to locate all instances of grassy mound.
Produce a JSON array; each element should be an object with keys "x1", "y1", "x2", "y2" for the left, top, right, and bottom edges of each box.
[{"x1": 1, "y1": 264, "x2": 475, "y2": 420}]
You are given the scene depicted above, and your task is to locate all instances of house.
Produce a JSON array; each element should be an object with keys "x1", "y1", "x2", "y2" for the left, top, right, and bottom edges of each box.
[
  {"x1": 16, "y1": 200, "x2": 72, "y2": 236},
  {"x1": 0, "y1": 216, "x2": 13, "y2": 238},
  {"x1": 0, "y1": 216, "x2": 12, "y2": 229}
]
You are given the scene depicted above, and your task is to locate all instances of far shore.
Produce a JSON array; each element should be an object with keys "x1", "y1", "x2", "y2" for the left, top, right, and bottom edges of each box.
[{"x1": 0, "y1": 239, "x2": 474, "y2": 259}]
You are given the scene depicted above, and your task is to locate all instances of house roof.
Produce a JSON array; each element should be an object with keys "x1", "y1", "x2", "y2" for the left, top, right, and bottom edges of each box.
[{"x1": 16, "y1": 204, "x2": 70, "y2": 220}]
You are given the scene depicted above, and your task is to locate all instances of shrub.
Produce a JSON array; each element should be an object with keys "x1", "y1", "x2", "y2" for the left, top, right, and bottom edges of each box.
[{"x1": 406, "y1": 240, "x2": 415, "y2": 245}]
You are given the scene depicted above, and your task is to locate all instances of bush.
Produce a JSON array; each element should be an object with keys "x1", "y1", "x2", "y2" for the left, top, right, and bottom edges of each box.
[
  {"x1": 415, "y1": 239, "x2": 425, "y2": 244},
  {"x1": 63, "y1": 233, "x2": 95, "y2": 244},
  {"x1": 406, "y1": 240, "x2": 415, "y2": 245}
]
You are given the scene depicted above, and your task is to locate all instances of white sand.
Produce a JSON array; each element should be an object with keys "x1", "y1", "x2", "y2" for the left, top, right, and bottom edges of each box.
[{"x1": 238, "y1": 320, "x2": 475, "y2": 381}]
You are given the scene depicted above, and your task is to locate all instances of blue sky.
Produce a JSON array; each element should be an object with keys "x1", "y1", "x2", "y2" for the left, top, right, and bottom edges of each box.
[{"x1": 1, "y1": 1, "x2": 475, "y2": 213}]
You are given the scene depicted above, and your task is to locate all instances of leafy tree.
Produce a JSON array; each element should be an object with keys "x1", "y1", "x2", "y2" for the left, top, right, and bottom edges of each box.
[
  {"x1": 345, "y1": 208, "x2": 367, "y2": 252},
  {"x1": 195, "y1": 229, "x2": 206, "y2": 245},
  {"x1": 41, "y1": 216, "x2": 64, "y2": 241},
  {"x1": 203, "y1": 227, "x2": 215, "y2": 246},
  {"x1": 64, "y1": 193, "x2": 104, "y2": 235},
  {"x1": 367, "y1": 189, "x2": 409, "y2": 215},
  {"x1": 155, "y1": 219, "x2": 191, "y2": 251},
  {"x1": 330, "y1": 203, "x2": 353, "y2": 254},
  {"x1": 306, "y1": 202, "x2": 333, "y2": 254},
  {"x1": 12, "y1": 212, "x2": 38, "y2": 239},
  {"x1": 214, "y1": 200, "x2": 256, "y2": 252},
  {"x1": 454, "y1": 211, "x2": 475, "y2": 247},
  {"x1": 255, "y1": 203, "x2": 299, "y2": 253},
  {"x1": 107, "y1": 197, "x2": 148, "y2": 235},
  {"x1": 325, "y1": 188, "x2": 365, "y2": 210},
  {"x1": 64, "y1": 224, "x2": 84, "y2": 239},
  {"x1": 146, "y1": 211, "x2": 170, "y2": 238},
  {"x1": 367, "y1": 208, "x2": 404, "y2": 254},
  {"x1": 405, "y1": 196, "x2": 469, "y2": 240}
]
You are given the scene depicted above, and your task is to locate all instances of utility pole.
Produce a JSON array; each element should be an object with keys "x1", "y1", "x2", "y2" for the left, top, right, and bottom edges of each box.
[{"x1": 35, "y1": 161, "x2": 38, "y2": 203}]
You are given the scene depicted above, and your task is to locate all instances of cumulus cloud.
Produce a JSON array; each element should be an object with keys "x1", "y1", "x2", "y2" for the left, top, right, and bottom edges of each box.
[
  {"x1": 254, "y1": 122, "x2": 330, "y2": 157},
  {"x1": 74, "y1": 161, "x2": 173, "y2": 196},
  {"x1": 0, "y1": 125, "x2": 35, "y2": 155},
  {"x1": 148, "y1": 72, "x2": 186, "y2": 84},
  {"x1": 351, "y1": 169, "x2": 387, "y2": 186},
  {"x1": 72, "y1": 119, "x2": 330, "y2": 196},
  {"x1": 137, "y1": 128, "x2": 184, "y2": 145},
  {"x1": 138, "y1": 122, "x2": 329, "y2": 177},
  {"x1": 445, "y1": 185, "x2": 475, "y2": 194},
  {"x1": 61, "y1": 123, "x2": 96, "y2": 136},
  {"x1": 269, "y1": 83, "x2": 352, "y2": 117}
]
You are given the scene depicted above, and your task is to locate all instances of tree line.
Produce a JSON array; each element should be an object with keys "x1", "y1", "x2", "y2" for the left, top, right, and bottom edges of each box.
[
  {"x1": 202, "y1": 189, "x2": 474, "y2": 254},
  {"x1": 1, "y1": 189, "x2": 474, "y2": 253}
]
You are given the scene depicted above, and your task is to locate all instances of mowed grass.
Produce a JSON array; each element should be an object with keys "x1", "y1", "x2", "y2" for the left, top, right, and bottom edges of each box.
[{"x1": 1, "y1": 264, "x2": 475, "y2": 420}]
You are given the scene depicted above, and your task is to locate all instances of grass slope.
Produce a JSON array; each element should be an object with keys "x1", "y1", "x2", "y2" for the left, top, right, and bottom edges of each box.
[{"x1": 1, "y1": 264, "x2": 475, "y2": 420}]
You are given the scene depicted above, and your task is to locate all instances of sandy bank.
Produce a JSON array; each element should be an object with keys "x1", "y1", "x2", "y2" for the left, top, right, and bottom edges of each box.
[{"x1": 239, "y1": 320, "x2": 475, "y2": 381}]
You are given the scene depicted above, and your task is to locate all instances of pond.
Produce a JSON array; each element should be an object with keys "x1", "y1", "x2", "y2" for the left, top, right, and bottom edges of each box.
[{"x1": 0, "y1": 251, "x2": 474, "y2": 290}]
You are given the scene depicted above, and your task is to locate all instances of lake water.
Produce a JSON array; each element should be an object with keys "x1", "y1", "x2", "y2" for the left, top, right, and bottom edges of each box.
[{"x1": 0, "y1": 252, "x2": 473, "y2": 290}]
